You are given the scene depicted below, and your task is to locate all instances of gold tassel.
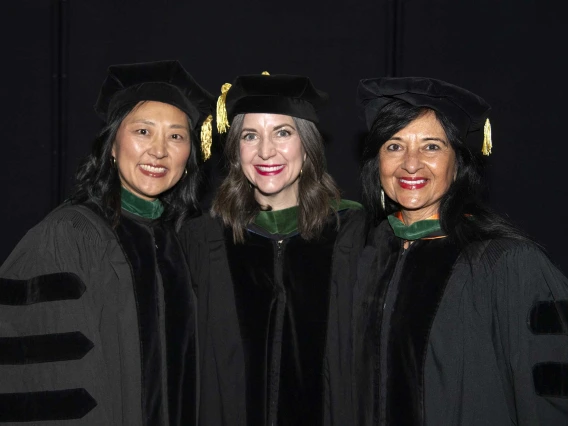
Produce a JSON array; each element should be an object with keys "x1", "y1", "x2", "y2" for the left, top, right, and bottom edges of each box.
[
  {"x1": 216, "y1": 83, "x2": 232, "y2": 134},
  {"x1": 200, "y1": 114, "x2": 213, "y2": 161},
  {"x1": 261, "y1": 71, "x2": 270, "y2": 75},
  {"x1": 482, "y1": 118, "x2": 492, "y2": 156}
]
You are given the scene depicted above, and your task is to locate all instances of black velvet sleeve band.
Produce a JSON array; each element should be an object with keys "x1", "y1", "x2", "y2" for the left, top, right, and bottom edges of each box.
[
  {"x1": 0, "y1": 331, "x2": 94, "y2": 365},
  {"x1": 0, "y1": 273, "x2": 86, "y2": 305},
  {"x1": 533, "y1": 362, "x2": 568, "y2": 398},
  {"x1": 528, "y1": 300, "x2": 568, "y2": 334},
  {"x1": 0, "y1": 388, "x2": 97, "y2": 421}
]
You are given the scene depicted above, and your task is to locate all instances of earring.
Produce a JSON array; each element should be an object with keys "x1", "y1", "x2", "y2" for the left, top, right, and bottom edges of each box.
[
  {"x1": 380, "y1": 188, "x2": 385, "y2": 210},
  {"x1": 184, "y1": 168, "x2": 188, "y2": 177},
  {"x1": 111, "y1": 157, "x2": 116, "y2": 166},
  {"x1": 300, "y1": 168, "x2": 303, "y2": 177}
]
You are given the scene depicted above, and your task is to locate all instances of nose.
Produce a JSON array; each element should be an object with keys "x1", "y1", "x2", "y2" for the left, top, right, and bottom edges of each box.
[
  {"x1": 148, "y1": 134, "x2": 168, "y2": 159},
  {"x1": 401, "y1": 148, "x2": 423, "y2": 173},
  {"x1": 257, "y1": 136, "x2": 276, "y2": 160}
]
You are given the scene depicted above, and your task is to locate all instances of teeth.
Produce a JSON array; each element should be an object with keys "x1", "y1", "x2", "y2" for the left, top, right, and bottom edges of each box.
[
  {"x1": 257, "y1": 165, "x2": 284, "y2": 172},
  {"x1": 400, "y1": 179, "x2": 426, "y2": 184},
  {"x1": 140, "y1": 164, "x2": 167, "y2": 173}
]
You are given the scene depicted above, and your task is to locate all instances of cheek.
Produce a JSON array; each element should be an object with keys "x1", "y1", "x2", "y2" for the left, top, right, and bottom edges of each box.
[
  {"x1": 378, "y1": 156, "x2": 391, "y2": 183},
  {"x1": 173, "y1": 144, "x2": 191, "y2": 167}
]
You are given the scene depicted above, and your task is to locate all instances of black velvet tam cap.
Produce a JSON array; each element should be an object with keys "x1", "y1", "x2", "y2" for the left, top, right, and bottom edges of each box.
[
  {"x1": 216, "y1": 72, "x2": 329, "y2": 132},
  {"x1": 357, "y1": 77, "x2": 492, "y2": 154},
  {"x1": 94, "y1": 60, "x2": 215, "y2": 131}
]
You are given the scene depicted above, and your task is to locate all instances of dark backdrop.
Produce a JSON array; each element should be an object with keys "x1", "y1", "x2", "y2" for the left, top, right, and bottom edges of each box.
[{"x1": 2, "y1": 0, "x2": 566, "y2": 274}]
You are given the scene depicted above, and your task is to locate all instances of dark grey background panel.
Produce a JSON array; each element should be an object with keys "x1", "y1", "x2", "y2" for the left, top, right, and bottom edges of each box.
[
  {"x1": 2, "y1": 0, "x2": 566, "y2": 275},
  {"x1": 398, "y1": 0, "x2": 566, "y2": 272},
  {"x1": 1, "y1": 2, "x2": 54, "y2": 262}
]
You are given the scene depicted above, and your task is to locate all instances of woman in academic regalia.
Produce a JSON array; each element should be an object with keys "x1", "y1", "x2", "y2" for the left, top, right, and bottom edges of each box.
[
  {"x1": 180, "y1": 73, "x2": 366, "y2": 426},
  {"x1": 0, "y1": 60, "x2": 214, "y2": 425},
  {"x1": 354, "y1": 77, "x2": 568, "y2": 425}
]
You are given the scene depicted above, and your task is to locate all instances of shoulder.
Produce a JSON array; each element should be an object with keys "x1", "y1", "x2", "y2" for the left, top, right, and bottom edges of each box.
[
  {"x1": 179, "y1": 212, "x2": 224, "y2": 245},
  {"x1": 336, "y1": 199, "x2": 364, "y2": 212},
  {"x1": 333, "y1": 202, "x2": 368, "y2": 248},
  {"x1": 39, "y1": 204, "x2": 115, "y2": 245},
  {"x1": 0, "y1": 204, "x2": 116, "y2": 278},
  {"x1": 462, "y1": 237, "x2": 547, "y2": 269}
]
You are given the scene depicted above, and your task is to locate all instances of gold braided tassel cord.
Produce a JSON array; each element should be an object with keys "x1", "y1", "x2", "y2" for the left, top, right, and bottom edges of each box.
[
  {"x1": 200, "y1": 114, "x2": 213, "y2": 161},
  {"x1": 216, "y1": 83, "x2": 232, "y2": 134},
  {"x1": 482, "y1": 118, "x2": 492, "y2": 156}
]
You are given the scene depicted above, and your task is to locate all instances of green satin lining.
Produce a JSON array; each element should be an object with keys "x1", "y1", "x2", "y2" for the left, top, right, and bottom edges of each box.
[
  {"x1": 387, "y1": 214, "x2": 442, "y2": 241},
  {"x1": 254, "y1": 199, "x2": 362, "y2": 235},
  {"x1": 121, "y1": 187, "x2": 164, "y2": 219}
]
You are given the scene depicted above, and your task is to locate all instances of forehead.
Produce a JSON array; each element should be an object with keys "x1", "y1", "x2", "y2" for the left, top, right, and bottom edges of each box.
[
  {"x1": 242, "y1": 113, "x2": 295, "y2": 128},
  {"x1": 392, "y1": 110, "x2": 446, "y2": 139},
  {"x1": 124, "y1": 100, "x2": 188, "y2": 122}
]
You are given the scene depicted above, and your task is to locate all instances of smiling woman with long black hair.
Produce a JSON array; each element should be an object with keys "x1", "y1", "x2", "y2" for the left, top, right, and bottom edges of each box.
[
  {"x1": 353, "y1": 77, "x2": 568, "y2": 425},
  {"x1": 0, "y1": 60, "x2": 214, "y2": 425},
  {"x1": 181, "y1": 72, "x2": 365, "y2": 426}
]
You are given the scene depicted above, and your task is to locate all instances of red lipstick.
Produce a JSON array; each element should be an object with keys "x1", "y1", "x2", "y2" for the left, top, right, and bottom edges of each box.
[
  {"x1": 139, "y1": 164, "x2": 168, "y2": 178},
  {"x1": 398, "y1": 177, "x2": 428, "y2": 190},
  {"x1": 254, "y1": 164, "x2": 285, "y2": 176}
]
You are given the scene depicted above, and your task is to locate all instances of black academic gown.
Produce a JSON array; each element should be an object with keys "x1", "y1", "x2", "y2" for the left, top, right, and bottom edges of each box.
[
  {"x1": 0, "y1": 204, "x2": 197, "y2": 425},
  {"x1": 354, "y1": 219, "x2": 568, "y2": 425},
  {"x1": 180, "y1": 207, "x2": 366, "y2": 426}
]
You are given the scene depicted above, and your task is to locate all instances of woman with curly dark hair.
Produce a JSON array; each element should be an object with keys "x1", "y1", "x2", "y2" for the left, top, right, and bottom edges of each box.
[
  {"x1": 0, "y1": 60, "x2": 214, "y2": 425},
  {"x1": 353, "y1": 77, "x2": 568, "y2": 425},
  {"x1": 180, "y1": 72, "x2": 365, "y2": 426}
]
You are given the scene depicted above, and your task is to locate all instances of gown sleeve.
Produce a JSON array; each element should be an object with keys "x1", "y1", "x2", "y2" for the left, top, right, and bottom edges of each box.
[
  {"x1": 484, "y1": 239, "x2": 568, "y2": 424},
  {"x1": 0, "y1": 206, "x2": 117, "y2": 424}
]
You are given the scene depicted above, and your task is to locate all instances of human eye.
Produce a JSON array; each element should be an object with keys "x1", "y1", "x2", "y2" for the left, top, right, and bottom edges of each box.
[
  {"x1": 136, "y1": 128, "x2": 149, "y2": 136},
  {"x1": 425, "y1": 143, "x2": 440, "y2": 150},
  {"x1": 170, "y1": 133, "x2": 186, "y2": 141},
  {"x1": 385, "y1": 143, "x2": 401, "y2": 152},
  {"x1": 241, "y1": 132, "x2": 258, "y2": 142},
  {"x1": 276, "y1": 128, "x2": 291, "y2": 137}
]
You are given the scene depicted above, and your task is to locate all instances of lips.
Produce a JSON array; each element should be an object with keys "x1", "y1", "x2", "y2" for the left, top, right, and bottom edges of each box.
[
  {"x1": 139, "y1": 164, "x2": 168, "y2": 178},
  {"x1": 398, "y1": 177, "x2": 428, "y2": 190},
  {"x1": 254, "y1": 164, "x2": 285, "y2": 176}
]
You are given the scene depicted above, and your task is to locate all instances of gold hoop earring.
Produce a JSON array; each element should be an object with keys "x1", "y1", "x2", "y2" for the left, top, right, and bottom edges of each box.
[
  {"x1": 300, "y1": 168, "x2": 303, "y2": 177},
  {"x1": 184, "y1": 168, "x2": 188, "y2": 177},
  {"x1": 111, "y1": 157, "x2": 116, "y2": 166},
  {"x1": 380, "y1": 188, "x2": 385, "y2": 210}
]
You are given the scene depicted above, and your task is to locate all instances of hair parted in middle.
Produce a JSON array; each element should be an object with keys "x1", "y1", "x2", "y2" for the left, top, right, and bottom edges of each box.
[
  {"x1": 212, "y1": 113, "x2": 340, "y2": 243},
  {"x1": 360, "y1": 99, "x2": 527, "y2": 249},
  {"x1": 69, "y1": 101, "x2": 202, "y2": 231}
]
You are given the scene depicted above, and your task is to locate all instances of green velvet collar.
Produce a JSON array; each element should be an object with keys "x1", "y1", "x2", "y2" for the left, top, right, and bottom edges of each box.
[
  {"x1": 255, "y1": 206, "x2": 299, "y2": 235},
  {"x1": 254, "y1": 199, "x2": 362, "y2": 235},
  {"x1": 121, "y1": 187, "x2": 164, "y2": 219},
  {"x1": 387, "y1": 214, "x2": 444, "y2": 241}
]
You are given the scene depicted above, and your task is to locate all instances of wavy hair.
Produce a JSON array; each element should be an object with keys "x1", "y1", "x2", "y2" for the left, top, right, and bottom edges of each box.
[
  {"x1": 212, "y1": 114, "x2": 340, "y2": 243},
  {"x1": 360, "y1": 99, "x2": 527, "y2": 248},
  {"x1": 69, "y1": 101, "x2": 201, "y2": 231}
]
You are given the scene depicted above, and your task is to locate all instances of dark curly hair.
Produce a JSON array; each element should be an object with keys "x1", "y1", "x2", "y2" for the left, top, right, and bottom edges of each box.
[
  {"x1": 360, "y1": 99, "x2": 527, "y2": 248},
  {"x1": 68, "y1": 101, "x2": 201, "y2": 231},
  {"x1": 212, "y1": 113, "x2": 340, "y2": 243}
]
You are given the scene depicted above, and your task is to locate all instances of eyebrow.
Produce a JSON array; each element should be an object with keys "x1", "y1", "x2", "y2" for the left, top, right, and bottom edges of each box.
[
  {"x1": 423, "y1": 137, "x2": 448, "y2": 145},
  {"x1": 130, "y1": 119, "x2": 188, "y2": 130},
  {"x1": 389, "y1": 136, "x2": 448, "y2": 144},
  {"x1": 241, "y1": 124, "x2": 296, "y2": 133}
]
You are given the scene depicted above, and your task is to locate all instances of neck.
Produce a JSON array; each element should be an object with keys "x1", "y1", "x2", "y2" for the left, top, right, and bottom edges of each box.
[
  {"x1": 254, "y1": 189, "x2": 299, "y2": 211},
  {"x1": 120, "y1": 187, "x2": 164, "y2": 219},
  {"x1": 400, "y1": 206, "x2": 440, "y2": 226}
]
